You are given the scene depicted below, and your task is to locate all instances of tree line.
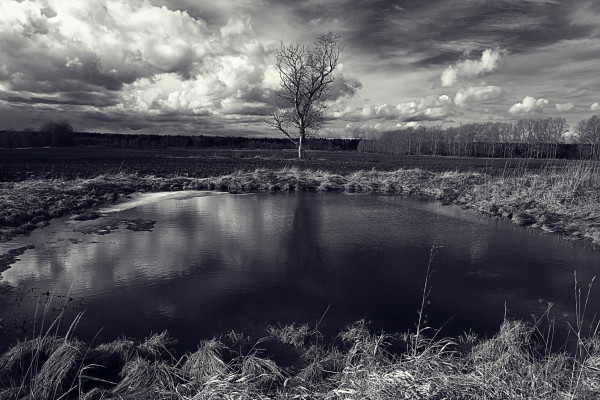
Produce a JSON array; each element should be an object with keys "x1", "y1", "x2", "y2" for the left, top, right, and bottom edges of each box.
[
  {"x1": 74, "y1": 132, "x2": 360, "y2": 151},
  {"x1": 357, "y1": 116, "x2": 600, "y2": 159},
  {"x1": 2, "y1": 115, "x2": 600, "y2": 159},
  {"x1": 0, "y1": 123, "x2": 360, "y2": 151}
]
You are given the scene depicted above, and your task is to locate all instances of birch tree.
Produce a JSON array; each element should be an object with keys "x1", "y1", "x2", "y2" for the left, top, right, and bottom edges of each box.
[{"x1": 266, "y1": 32, "x2": 342, "y2": 158}]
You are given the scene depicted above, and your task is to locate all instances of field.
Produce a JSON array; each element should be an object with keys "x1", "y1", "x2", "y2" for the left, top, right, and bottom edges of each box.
[
  {"x1": 0, "y1": 147, "x2": 557, "y2": 181},
  {"x1": 1, "y1": 147, "x2": 600, "y2": 398},
  {"x1": 1, "y1": 147, "x2": 599, "y2": 247}
]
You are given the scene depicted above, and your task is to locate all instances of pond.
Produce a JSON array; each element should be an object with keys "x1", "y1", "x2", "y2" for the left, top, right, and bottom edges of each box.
[{"x1": 1, "y1": 191, "x2": 600, "y2": 352}]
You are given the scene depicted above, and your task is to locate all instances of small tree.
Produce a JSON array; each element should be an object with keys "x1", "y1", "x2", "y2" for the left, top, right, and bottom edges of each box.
[
  {"x1": 266, "y1": 32, "x2": 343, "y2": 158},
  {"x1": 39, "y1": 120, "x2": 75, "y2": 147}
]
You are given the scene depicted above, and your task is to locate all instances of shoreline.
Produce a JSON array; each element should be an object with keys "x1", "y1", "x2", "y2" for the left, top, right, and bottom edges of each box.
[
  {"x1": 1, "y1": 164, "x2": 599, "y2": 249},
  {"x1": 1, "y1": 314, "x2": 598, "y2": 398}
]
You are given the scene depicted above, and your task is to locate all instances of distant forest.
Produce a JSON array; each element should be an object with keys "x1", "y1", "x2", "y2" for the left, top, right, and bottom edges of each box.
[
  {"x1": 2, "y1": 115, "x2": 600, "y2": 159},
  {"x1": 358, "y1": 116, "x2": 600, "y2": 159},
  {"x1": 0, "y1": 127, "x2": 360, "y2": 152}
]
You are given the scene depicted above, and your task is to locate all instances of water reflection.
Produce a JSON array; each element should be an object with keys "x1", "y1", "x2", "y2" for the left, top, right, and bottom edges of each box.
[{"x1": 1, "y1": 191, "x2": 600, "y2": 352}]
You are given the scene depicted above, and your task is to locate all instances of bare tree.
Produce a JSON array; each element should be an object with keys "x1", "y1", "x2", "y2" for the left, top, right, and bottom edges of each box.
[
  {"x1": 266, "y1": 32, "x2": 343, "y2": 158},
  {"x1": 577, "y1": 115, "x2": 600, "y2": 159},
  {"x1": 39, "y1": 120, "x2": 75, "y2": 147}
]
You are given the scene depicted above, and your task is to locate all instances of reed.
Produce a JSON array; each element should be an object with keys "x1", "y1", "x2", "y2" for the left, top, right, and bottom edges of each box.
[{"x1": 1, "y1": 283, "x2": 600, "y2": 398}]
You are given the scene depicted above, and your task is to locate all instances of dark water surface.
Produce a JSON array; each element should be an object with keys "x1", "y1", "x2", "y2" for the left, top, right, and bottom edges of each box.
[{"x1": 1, "y1": 191, "x2": 600, "y2": 352}]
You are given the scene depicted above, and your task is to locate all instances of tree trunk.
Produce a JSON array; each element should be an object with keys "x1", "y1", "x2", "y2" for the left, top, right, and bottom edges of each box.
[{"x1": 298, "y1": 128, "x2": 305, "y2": 159}]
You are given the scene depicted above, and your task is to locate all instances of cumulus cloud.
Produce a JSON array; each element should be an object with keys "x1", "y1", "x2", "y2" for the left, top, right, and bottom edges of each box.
[
  {"x1": 508, "y1": 96, "x2": 549, "y2": 114},
  {"x1": 0, "y1": 0, "x2": 212, "y2": 93},
  {"x1": 343, "y1": 120, "x2": 427, "y2": 138},
  {"x1": 591, "y1": 102, "x2": 600, "y2": 111},
  {"x1": 344, "y1": 122, "x2": 385, "y2": 138},
  {"x1": 0, "y1": 0, "x2": 293, "y2": 131},
  {"x1": 454, "y1": 85, "x2": 502, "y2": 107},
  {"x1": 555, "y1": 102, "x2": 574, "y2": 112},
  {"x1": 332, "y1": 94, "x2": 454, "y2": 122},
  {"x1": 440, "y1": 49, "x2": 506, "y2": 87}
]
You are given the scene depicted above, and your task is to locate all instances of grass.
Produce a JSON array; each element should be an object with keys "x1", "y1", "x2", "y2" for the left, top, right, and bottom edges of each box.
[
  {"x1": 2, "y1": 159, "x2": 600, "y2": 248},
  {"x1": 2, "y1": 281, "x2": 600, "y2": 399}
]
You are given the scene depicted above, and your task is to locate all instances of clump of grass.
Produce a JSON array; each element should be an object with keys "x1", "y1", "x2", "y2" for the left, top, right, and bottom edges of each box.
[
  {"x1": 339, "y1": 319, "x2": 393, "y2": 370},
  {"x1": 181, "y1": 338, "x2": 228, "y2": 382},
  {"x1": 267, "y1": 323, "x2": 310, "y2": 348},
  {"x1": 111, "y1": 357, "x2": 182, "y2": 396},
  {"x1": 32, "y1": 339, "x2": 86, "y2": 400},
  {"x1": 137, "y1": 330, "x2": 176, "y2": 360},
  {"x1": 2, "y1": 300, "x2": 600, "y2": 398},
  {"x1": 238, "y1": 353, "x2": 284, "y2": 390},
  {"x1": 0, "y1": 336, "x2": 61, "y2": 388}
]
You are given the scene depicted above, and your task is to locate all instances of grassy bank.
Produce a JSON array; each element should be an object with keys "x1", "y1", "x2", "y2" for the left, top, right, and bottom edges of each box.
[
  {"x1": 2, "y1": 160, "x2": 600, "y2": 248},
  {"x1": 1, "y1": 311, "x2": 600, "y2": 399}
]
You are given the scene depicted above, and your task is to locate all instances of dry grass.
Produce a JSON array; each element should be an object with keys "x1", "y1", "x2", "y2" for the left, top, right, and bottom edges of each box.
[
  {"x1": 182, "y1": 338, "x2": 229, "y2": 382},
  {"x1": 2, "y1": 160, "x2": 600, "y2": 247},
  {"x1": 1, "y1": 312, "x2": 600, "y2": 399},
  {"x1": 32, "y1": 339, "x2": 86, "y2": 400},
  {"x1": 267, "y1": 323, "x2": 310, "y2": 348}
]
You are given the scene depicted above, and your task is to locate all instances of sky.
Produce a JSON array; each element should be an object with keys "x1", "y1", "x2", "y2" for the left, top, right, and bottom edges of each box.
[{"x1": 1, "y1": 0, "x2": 600, "y2": 138}]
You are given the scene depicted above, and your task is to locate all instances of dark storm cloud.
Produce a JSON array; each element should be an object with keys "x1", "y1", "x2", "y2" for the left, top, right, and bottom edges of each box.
[
  {"x1": 262, "y1": 0, "x2": 592, "y2": 70},
  {"x1": 82, "y1": 108, "x2": 227, "y2": 133},
  {"x1": 0, "y1": 91, "x2": 119, "y2": 107},
  {"x1": 328, "y1": 75, "x2": 363, "y2": 100}
]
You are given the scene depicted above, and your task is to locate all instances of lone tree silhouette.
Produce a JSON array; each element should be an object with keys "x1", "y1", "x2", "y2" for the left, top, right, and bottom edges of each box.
[{"x1": 266, "y1": 32, "x2": 343, "y2": 158}]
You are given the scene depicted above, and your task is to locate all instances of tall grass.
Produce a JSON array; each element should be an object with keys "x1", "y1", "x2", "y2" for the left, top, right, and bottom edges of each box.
[{"x1": 2, "y1": 267, "x2": 600, "y2": 398}]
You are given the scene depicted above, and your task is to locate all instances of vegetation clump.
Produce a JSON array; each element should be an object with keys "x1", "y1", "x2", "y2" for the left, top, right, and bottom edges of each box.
[{"x1": 2, "y1": 315, "x2": 600, "y2": 399}]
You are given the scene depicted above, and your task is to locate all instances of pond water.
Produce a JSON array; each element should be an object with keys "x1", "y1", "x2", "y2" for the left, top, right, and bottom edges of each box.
[{"x1": 1, "y1": 191, "x2": 600, "y2": 352}]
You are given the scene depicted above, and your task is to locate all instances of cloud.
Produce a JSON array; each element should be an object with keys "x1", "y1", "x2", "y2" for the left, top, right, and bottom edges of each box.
[
  {"x1": 591, "y1": 102, "x2": 600, "y2": 111},
  {"x1": 555, "y1": 102, "x2": 574, "y2": 112},
  {"x1": 454, "y1": 85, "x2": 502, "y2": 107},
  {"x1": 440, "y1": 49, "x2": 506, "y2": 87},
  {"x1": 332, "y1": 95, "x2": 454, "y2": 122},
  {"x1": 1, "y1": 0, "x2": 598, "y2": 134},
  {"x1": 0, "y1": 0, "x2": 296, "y2": 132},
  {"x1": 0, "y1": 0, "x2": 213, "y2": 93},
  {"x1": 344, "y1": 122, "x2": 384, "y2": 138},
  {"x1": 343, "y1": 120, "x2": 427, "y2": 138},
  {"x1": 569, "y1": 1, "x2": 600, "y2": 35},
  {"x1": 0, "y1": 0, "x2": 367, "y2": 133},
  {"x1": 328, "y1": 74, "x2": 363, "y2": 100},
  {"x1": 508, "y1": 96, "x2": 549, "y2": 114}
]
